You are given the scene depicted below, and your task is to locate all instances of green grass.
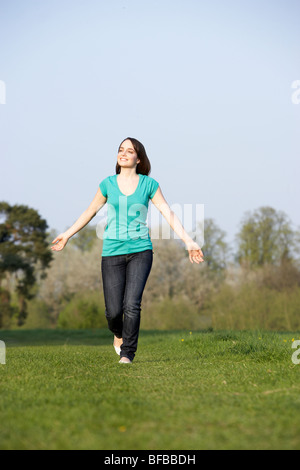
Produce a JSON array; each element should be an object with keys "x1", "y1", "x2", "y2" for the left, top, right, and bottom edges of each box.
[{"x1": 0, "y1": 328, "x2": 300, "y2": 450}]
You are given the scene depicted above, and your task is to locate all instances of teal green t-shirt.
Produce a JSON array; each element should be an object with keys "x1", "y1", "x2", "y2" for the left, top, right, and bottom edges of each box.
[{"x1": 99, "y1": 173, "x2": 159, "y2": 257}]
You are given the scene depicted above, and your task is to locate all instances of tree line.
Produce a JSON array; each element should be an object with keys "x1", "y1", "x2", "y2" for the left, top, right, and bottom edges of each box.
[{"x1": 0, "y1": 201, "x2": 300, "y2": 330}]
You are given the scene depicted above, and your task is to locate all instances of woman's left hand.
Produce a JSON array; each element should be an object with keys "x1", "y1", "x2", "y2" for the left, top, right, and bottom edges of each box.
[{"x1": 185, "y1": 240, "x2": 205, "y2": 264}]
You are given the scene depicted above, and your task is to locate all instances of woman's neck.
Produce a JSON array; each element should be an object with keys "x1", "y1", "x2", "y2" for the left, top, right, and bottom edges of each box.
[{"x1": 118, "y1": 168, "x2": 138, "y2": 179}]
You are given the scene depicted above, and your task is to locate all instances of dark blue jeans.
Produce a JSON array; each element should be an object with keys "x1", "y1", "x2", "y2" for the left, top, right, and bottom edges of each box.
[{"x1": 101, "y1": 249, "x2": 153, "y2": 361}]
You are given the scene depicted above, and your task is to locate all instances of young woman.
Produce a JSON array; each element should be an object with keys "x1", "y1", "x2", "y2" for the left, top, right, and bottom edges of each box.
[{"x1": 51, "y1": 137, "x2": 204, "y2": 364}]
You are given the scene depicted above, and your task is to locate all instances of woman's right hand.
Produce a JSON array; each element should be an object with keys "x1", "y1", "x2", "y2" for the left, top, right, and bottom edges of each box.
[{"x1": 51, "y1": 233, "x2": 69, "y2": 251}]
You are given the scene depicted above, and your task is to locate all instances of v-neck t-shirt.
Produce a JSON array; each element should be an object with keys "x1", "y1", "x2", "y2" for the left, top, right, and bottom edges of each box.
[{"x1": 99, "y1": 173, "x2": 159, "y2": 256}]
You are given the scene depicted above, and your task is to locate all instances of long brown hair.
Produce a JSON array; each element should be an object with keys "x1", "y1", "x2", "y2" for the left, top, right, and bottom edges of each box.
[{"x1": 115, "y1": 137, "x2": 151, "y2": 176}]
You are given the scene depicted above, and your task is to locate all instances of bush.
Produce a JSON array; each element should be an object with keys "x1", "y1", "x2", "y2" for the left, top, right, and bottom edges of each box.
[
  {"x1": 57, "y1": 290, "x2": 107, "y2": 329},
  {"x1": 0, "y1": 288, "x2": 19, "y2": 329},
  {"x1": 141, "y1": 294, "x2": 211, "y2": 330},
  {"x1": 23, "y1": 298, "x2": 53, "y2": 329},
  {"x1": 210, "y1": 282, "x2": 300, "y2": 330}
]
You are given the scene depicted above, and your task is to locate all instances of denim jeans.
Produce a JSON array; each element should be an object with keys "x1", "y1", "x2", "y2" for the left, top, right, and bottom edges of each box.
[{"x1": 101, "y1": 249, "x2": 153, "y2": 361}]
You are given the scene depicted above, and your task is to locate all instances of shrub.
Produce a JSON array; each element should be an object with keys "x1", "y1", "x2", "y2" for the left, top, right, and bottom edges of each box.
[
  {"x1": 57, "y1": 290, "x2": 107, "y2": 329},
  {"x1": 210, "y1": 282, "x2": 300, "y2": 330},
  {"x1": 141, "y1": 294, "x2": 211, "y2": 330},
  {"x1": 23, "y1": 298, "x2": 53, "y2": 329}
]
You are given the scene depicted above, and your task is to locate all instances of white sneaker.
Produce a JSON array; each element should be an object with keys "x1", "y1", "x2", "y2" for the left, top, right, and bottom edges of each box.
[
  {"x1": 113, "y1": 336, "x2": 122, "y2": 355},
  {"x1": 119, "y1": 357, "x2": 132, "y2": 364}
]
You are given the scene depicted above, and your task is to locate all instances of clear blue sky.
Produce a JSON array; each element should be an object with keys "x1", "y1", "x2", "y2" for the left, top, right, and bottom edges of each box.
[{"x1": 1, "y1": 0, "x2": 299, "y2": 250}]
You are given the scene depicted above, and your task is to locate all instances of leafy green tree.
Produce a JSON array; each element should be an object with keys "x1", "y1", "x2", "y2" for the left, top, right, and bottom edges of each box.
[
  {"x1": 70, "y1": 224, "x2": 98, "y2": 252},
  {"x1": 235, "y1": 206, "x2": 299, "y2": 267},
  {"x1": 200, "y1": 218, "x2": 230, "y2": 272},
  {"x1": 0, "y1": 202, "x2": 52, "y2": 326}
]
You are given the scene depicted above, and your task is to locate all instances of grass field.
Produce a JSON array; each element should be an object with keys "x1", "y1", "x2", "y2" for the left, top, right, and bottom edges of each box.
[{"x1": 0, "y1": 328, "x2": 300, "y2": 450}]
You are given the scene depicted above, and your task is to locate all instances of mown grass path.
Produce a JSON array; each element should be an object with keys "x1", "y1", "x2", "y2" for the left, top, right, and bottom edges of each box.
[{"x1": 0, "y1": 329, "x2": 299, "y2": 449}]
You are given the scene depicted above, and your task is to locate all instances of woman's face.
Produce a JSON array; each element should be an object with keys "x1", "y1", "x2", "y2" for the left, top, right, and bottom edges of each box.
[{"x1": 117, "y1": 139, "x2": 140, "y2": 169}]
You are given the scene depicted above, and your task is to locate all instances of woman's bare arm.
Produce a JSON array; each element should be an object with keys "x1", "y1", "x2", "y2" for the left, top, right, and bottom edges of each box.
[
  {"x1": 151, "y1": 186, "x2": 204, "y2": 264},
  {"x1": 51, "y1": 187, "x2": 107, "y2": 252}
]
